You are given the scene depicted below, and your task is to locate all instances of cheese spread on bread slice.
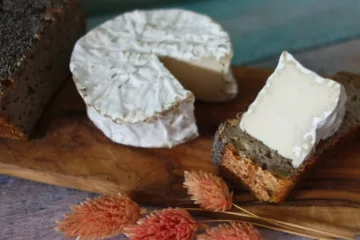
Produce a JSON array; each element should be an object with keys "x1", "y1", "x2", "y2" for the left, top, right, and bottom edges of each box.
[{"x1": 240, "y1": 51, "x2": 347, "y2": 167}]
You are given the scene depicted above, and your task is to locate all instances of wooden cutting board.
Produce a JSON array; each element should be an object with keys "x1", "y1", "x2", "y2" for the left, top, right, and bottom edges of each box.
[{"x1": 0, "y1": 67, "x2": 359, "y2": 238}]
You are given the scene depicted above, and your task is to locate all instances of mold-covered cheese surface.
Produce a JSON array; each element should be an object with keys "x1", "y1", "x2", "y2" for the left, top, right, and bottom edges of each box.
[{"x1": 70, "y1": 9, "x2": 237, "y2": 148}]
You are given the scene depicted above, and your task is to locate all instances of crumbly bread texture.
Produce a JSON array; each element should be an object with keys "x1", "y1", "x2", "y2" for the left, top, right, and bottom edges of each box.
[
  {"x1": 0, "y1": 0, "x2": 85, "y2": 139},
  {"x1": 212, "y1": 72, "x2": 360, "y2": 203}
]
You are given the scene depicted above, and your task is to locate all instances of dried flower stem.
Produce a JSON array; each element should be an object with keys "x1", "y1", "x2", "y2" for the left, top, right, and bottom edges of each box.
[
  {"x1": 124, "y1": 208, "x2": 197, "y2": 240},
  {"x1": 232, "y1": 203, "x2": 353, "y2": 240},
  {"x1": 135, "y1": 208, "x2": 353, "y2": 239},
  {"x1": 56, "y1": 194, "x2": 141, "y2": 240},
  {"x1": 184, "y1": 208, "x2": 321, "y2": 238},
  {"x1": 196, "y1": 219, "x2": 334, "y2": 240},
  {"x1": 198, "y1": 221, "x2": 262, "y2": 240},
  {"x1": 219, "y1": 209, "x2": 352, "y2": 240},
  {"x1": 183, "y1": 171, "x2": 233, "y2": 212},
  {"x1": 182, "y1": 207, "x2": 353, "y2": 240}
]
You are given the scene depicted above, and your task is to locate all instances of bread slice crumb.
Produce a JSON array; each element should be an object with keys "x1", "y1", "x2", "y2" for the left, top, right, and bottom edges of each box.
[{"x1": 212, "y1": 72, "x2": 360, "y2": 202}]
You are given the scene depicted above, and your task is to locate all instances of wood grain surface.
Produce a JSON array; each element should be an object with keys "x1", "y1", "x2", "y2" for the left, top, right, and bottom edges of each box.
[{"x1": 0, "y1": 67, "x2": 359, "y2": 238}]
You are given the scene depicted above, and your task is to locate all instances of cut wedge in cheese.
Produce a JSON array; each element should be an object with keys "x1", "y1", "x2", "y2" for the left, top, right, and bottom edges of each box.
[
  {"x1": 70, "y1": 9, "x2": 237, "y2": 148},
  {"x1": 240, "y1": 51, "x2": 347, "y2": 167}
]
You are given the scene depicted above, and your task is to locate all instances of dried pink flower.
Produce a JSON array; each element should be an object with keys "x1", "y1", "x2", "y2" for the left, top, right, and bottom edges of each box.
[
  {"x1": 183, "y1": 170, "x2": 233, "y2": 212},
  {"x1": 125, "y1": 208, "x2": 197, "y2": 240},
  {"x1": 55, "y1": 194, "x2": 140, "y2": 240},
  {"x1": 198, "y1": 222, "x2": 263, "y2": 240}
]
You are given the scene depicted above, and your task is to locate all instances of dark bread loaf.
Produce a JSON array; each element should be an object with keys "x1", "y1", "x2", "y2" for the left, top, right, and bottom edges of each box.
[
  {"x1": 1, "y1": 0, "x2": 69, "y2": 13},
  {"x1": 0, "y1": 0, "x2": 85, "y2": 139},
  {"x1": 212, "y1": 72, "x2": 360, "y2": 203}
]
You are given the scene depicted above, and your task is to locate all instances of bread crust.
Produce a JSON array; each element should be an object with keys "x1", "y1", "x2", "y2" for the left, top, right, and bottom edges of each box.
[
  {"x1": 212, "y1": 114, "x2": 360, "y2": 203},
  {"x1": 0, "y1": 1, "x2": 86, "y2": 140}
]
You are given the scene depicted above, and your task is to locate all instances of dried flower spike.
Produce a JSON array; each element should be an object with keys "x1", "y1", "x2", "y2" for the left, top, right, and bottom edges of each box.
[
  {"x1": 198, "y1": 222, "x2": 263, "y2": 240},
  {"x1": 125, "y1": 208, "x2": 197, "y2": 240},
  {"x1": 56, "y1": 194, "x2": 140, "y2": 240},
  {"x1": 183, "y1": 170, "x2": 233, "y2": 212}
]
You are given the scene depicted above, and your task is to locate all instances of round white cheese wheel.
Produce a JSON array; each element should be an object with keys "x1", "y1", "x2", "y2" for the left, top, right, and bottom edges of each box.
[{"x1": 70, "y1": 9, "x2": 237, "y2": 148}]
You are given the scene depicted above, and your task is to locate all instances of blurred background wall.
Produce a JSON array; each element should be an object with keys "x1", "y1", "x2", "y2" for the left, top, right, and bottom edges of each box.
[{"x1": 83, "y1": 0, "x2": 360, "y2": 72}]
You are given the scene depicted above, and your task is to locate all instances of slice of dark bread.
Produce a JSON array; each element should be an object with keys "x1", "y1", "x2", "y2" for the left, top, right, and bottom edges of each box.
[
  {"x1": 0, "y1": 0, "x2": 85, "y2": 139},
  {"x1": 212, "y1": 72, "x2": 360, "y2": 203}
]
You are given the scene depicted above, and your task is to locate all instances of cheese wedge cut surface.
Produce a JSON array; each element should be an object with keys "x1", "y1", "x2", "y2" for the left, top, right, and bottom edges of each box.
[
  {"x1": 240, "y1": 51, "x2": 347, "y2": 167},
  {"x1": 70, "y1": 9, "x2": 237, "y2": 148}
]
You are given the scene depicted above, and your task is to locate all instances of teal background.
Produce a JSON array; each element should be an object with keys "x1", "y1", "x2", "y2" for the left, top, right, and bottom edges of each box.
[{"x1": 84, "y1": 0, "x2": 360, "y2": 65}]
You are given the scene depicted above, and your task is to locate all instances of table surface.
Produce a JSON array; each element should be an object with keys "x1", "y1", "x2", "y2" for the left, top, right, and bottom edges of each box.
[{"x1": 1, "y1": 1, "x2": 360, "y2": 239}]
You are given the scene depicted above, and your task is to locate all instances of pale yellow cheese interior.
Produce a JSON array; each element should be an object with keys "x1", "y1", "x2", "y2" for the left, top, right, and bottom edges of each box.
[{"x1": 161, "y1": 56, "x2": 236, "y2": 102}]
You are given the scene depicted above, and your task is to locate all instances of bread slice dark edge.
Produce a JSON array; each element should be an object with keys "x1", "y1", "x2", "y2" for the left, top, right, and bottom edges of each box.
[{"x1": 212, "y1": 72, "x2": 360, "y2": 203}]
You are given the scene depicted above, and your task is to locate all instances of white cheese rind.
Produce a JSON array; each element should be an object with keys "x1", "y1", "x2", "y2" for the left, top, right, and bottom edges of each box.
[
  {"x1": 71, "y1": 9, "x2": 235, "y2": 123},
  {"x1": 71, "y1": 52, "x2": 189, "y2": 123},
  {"x1": 240, "y1": 51, "x2": 347, "y2": 167},
  {"x1": 70, "y1": 9, "x2": 236, "y2": 148},
  {"x1": 87, "y1": 99, "x2": 198, "y2": 148}
]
